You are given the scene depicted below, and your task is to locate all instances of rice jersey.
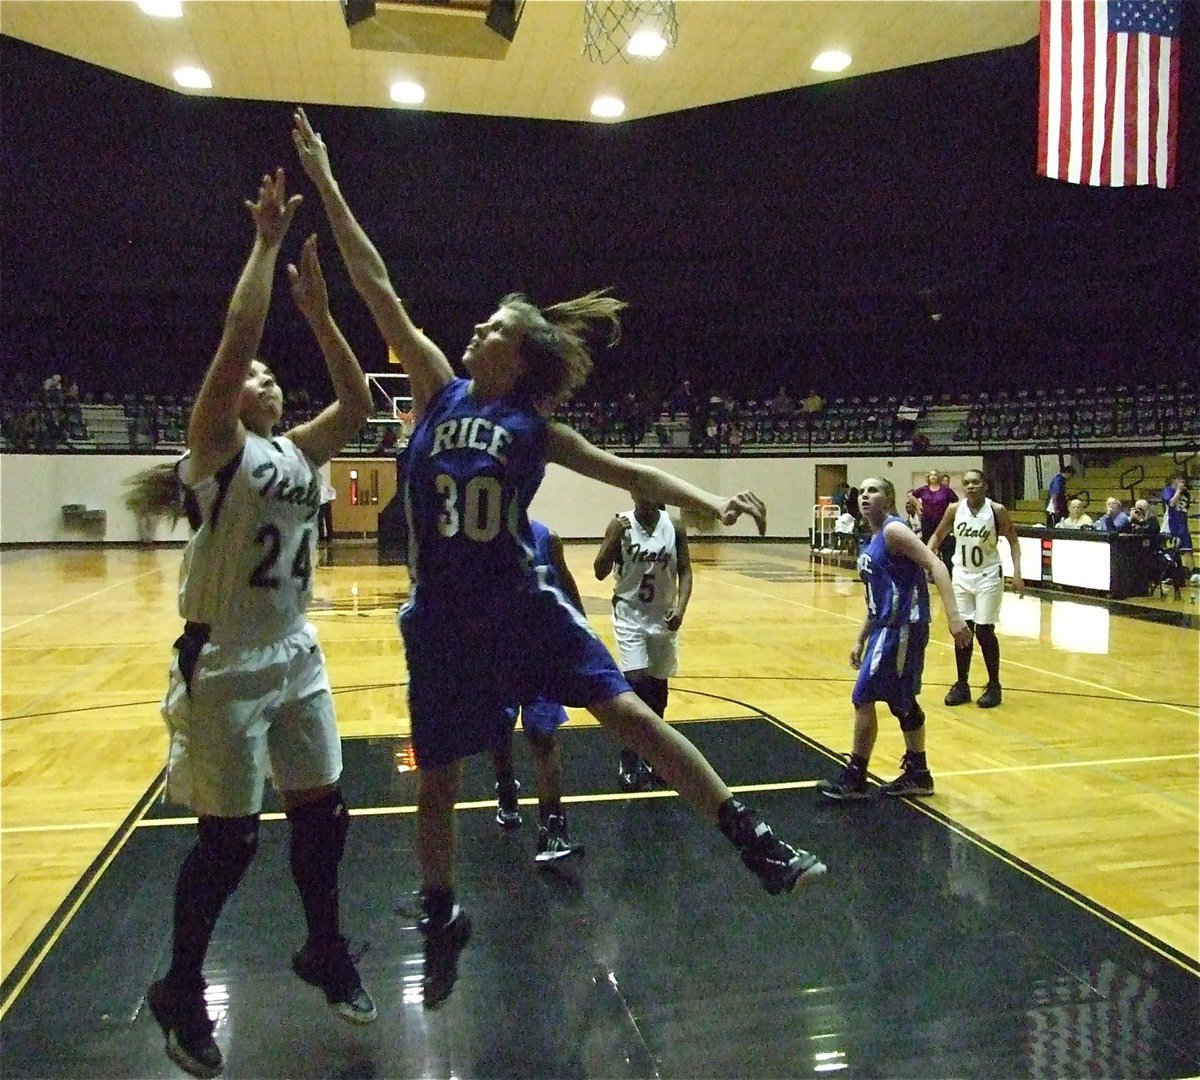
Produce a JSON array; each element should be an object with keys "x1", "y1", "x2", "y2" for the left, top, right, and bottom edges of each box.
[
  {"x1": 177, "y1": 433, "x2": 320, "y2": 644},
  {"x1": 857, "y1": 514, "x2": 929, "y2": 627},
  {"x1": 610, "y1": 508, "x2": 678, "y2": 626},
  {"x1": 403, "y1": 378, "x2": 546, "y2": 604}
]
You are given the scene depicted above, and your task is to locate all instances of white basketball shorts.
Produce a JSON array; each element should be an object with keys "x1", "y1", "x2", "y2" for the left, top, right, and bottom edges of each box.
[{"x1": 160, "y1": 622, "x2": 341, "y2": 816}]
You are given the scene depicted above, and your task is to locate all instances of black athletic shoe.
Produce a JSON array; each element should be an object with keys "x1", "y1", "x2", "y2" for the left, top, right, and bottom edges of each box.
[
  {"x1": 292, "y1": 937, "x2": 378, "y2": 1025},
  {"x1": 147, "y1": 978, "x2": 223, "y2": 1079},
  {"x1": 944, "y1": 681, "x2": 972, "y2": 706},
  {"x1": 740, "y1": 827, "x2": 827, "y2": 895},
  {"x1": 495, "y1": 778, "x2": 522, "y2": 829},
  {"x1": 719, "y1": 799, "x2": 826, "y2": 895},
  {"x1": 419, "y1": 907, "x2": 472, "y2": 1009},
  {"x1": 977, "y1": 682, "x2": 1002, "y2": 709},
  {"x1": 535, "y1": 813, "x2": 584, "y2": 864},
  {"x1": 618, "y1": 751, "x2": 652, "y2": 792},
  {"x1": 817, "y1": 761, "x2": 870, "y2": 801},
  {"x1": 878, "y1": 753, "x2": 935, "y2": 798}
]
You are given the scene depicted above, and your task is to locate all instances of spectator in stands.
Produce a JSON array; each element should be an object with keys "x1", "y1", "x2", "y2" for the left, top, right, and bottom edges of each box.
[
  {"x1": 846, "y1": 486, "x2": 861, "y2": 524},
  {"x1": 903, "y1": 494, "x2": 922, "y2": 532},
  {"x1": 1093, "y1": 497, "x2": 1130, "y2": 533},
  {"x1": 665, "y1": 379, "x2": 697, "y2": 417},
  {"x1": 1045, "y1": 464, "x2": 1075, "y2": 527},
  {"x1": 910, "y1": 470, "x2": 957, "y2": 574},
  {"x1": 768, "y1": 386, "x2": 795, "y2": 419},
  {"x1": 1129, "y1": 499, "x2": 1159, "y2": 537},
  {"x1": 1162, "y1": 472, "x2": 1195, "y2": 575},
  {"x1": 1057, "y1": 498, "x2": 1093, "y2": 530},
  {"x1": 833, "y1": 509, "x2": 859, "y2": 552},
  {"x1": 799, "y1": 387, "x2": 823, "y2": 441},
  {"x1": 1128, "y1": 499, "x2": 1164, "y2": 594},
  {"x1": 374, "y1": 426, "x2": 398, "y2": 454}
]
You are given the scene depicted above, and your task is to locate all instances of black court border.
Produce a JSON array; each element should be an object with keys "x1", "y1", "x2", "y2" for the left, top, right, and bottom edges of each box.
[{"x1": 3, "y1": 684, "x2": 1197, "y2": 1021}]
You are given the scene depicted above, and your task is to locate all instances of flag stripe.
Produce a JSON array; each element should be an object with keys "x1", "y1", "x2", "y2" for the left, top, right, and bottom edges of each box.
[
  {"x1": 1079, "y1": 3, "x2": 1096, "y2": 184},
  {"x1": 1164, "y1": 35, "x2": 1180, "y2": 187}
]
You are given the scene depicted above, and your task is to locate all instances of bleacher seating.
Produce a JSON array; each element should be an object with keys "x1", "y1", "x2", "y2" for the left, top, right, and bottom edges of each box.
[{"x1": 2, "y1": 379, "x2": 1195, "y2": 458}]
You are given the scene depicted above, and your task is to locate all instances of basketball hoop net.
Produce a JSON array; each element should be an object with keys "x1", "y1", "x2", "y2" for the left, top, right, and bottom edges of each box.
[{"x1": 583, "y1": 0, "x2": 678, "y2": 64}]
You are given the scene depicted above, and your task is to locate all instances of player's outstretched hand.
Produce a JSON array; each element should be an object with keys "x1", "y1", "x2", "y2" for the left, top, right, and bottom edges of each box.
[
  {"x1": 287, "y1": 234, "x2": 329, "y2": 323},
  {"x1": 292, "y1": 107, "x2": 335, "y2": 191},
  {"x1": 245, "y1": 167, "x2": 301, "y2": 249},
  {"x1": 719, "y1": 491, "x2": 767, "y2": 535}
]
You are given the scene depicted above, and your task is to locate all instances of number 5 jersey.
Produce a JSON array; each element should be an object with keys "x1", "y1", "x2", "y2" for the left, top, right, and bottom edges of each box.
[{"x1": 610, "y1": 507, "x2": 679, "y2": 629}]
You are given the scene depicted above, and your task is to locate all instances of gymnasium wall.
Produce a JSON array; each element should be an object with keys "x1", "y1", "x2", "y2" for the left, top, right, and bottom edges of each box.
[{"x1": 0, "y1": 452, "x2": 983, "y2": 545}]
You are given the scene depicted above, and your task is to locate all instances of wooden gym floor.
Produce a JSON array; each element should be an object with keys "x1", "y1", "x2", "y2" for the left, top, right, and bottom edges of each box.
[{"x1": 1, "y1": 540, "x2": 1197, "y2": 1077}]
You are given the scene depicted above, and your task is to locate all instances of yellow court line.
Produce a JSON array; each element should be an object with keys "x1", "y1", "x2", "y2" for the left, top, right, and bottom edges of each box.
[
  {"x1": 14, "y1": 753, "x2": 1196, "y2": 837},
  {"x1": 1, "y1": 568, "x2": 163, "y2": 635},
  {"x1": 715, "y1": 573, "x2": 1200, "y2": 718},
  {"x1": 130, "y1": 781, "x2": 823, "y2": 829},
  {"x1": 1, "y1": 822, "x2": 122, "y2": 835},
  {"x1": 939, "y1": 752, "x2": 1198, "y2": 777}
]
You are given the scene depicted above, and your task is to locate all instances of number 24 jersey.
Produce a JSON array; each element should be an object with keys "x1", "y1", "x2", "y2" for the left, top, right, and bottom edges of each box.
[{"x1": 177, "y1": 433, "x2": 320, "y2": 644}]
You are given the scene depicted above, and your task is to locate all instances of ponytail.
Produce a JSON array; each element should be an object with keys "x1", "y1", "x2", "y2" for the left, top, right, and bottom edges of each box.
[
  {"x1": 123, "y1": 461, "x2": 185, "y2": 524},
  {"x1": 502, "y1": 288, "x2": 627, "y2": 408}
]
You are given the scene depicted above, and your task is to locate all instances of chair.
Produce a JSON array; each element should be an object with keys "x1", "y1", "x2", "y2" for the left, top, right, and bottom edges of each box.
[{"x1": 1151, "y1": 534, "x2": 1186, "y2": 600}]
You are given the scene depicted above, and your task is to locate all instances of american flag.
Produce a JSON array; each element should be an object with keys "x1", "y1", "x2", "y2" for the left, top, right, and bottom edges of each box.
[{"x1": 1038, "y1": 0, "x2": 1182, "y2": 188}]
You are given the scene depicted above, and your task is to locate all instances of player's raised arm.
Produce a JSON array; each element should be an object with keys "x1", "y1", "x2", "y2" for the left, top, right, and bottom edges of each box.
[
  {"x1": 282, "y1": 234, "x2": 372, "y2": 466},
  {"x1": 188, "y1": 168, "x2": 301, "y2": 482},
  {"x1": 291, "y1": 107, "x2": 453, "y2": 419},
  {"x1": 547, "y1": 422, "x2": 767, "y2": 536}
]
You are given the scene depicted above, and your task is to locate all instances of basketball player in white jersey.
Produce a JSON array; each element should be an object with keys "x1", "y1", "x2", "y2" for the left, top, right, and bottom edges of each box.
[
  {"x1": 594, "y1": 498, "x2": 693, "y2": 790},
  {"x1": 135, "y1": 169, "x2": 375, "y2": 1078},
  {"x1": 927, "y1": 468, "x2": 1023, "y2": 709}
]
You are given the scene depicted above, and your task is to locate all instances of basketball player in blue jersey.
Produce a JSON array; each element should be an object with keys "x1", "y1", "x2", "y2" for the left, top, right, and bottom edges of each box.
[
  {"x1": 127, "y1": 169, "x2": 375, "y2": 1077},
  {"x1": 491, "y1": 519, "x2": 585, "y2": 865},
  {"x1": 1162, "y1": 472, "x2": 1195, "y2": 577},
  {"x1": 292, "y1": 109, "x2": 826, "y2": 1006},
  {"x1": 818, "y1": 477, "x2": 973, "y2": 801}
]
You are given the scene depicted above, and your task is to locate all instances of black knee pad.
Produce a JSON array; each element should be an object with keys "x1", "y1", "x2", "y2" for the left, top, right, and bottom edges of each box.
[
  {"x1": 629, "y1": 674, "x2": 668, "y2": 718},
  {"x1": 894, "y1": 702, "x2": 926, "y2": 733},
  {"x1": 195, "y1": 814, "x2": 259, "y2": 890},
  {"x1": 286, "y1": 789, "x2": 349, "y2": 863},
  {"x1": 974, "y1": 624, "x2": 997, "y2": 646}
]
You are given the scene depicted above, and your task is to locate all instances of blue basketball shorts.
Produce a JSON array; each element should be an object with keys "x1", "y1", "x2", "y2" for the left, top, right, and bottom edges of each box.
[
  {"x1": 400, "y1": 585, "x2": 629, "y2": 769},
  {"x1": 851, "y1": 620, "x2": 929, "y2": 714}
]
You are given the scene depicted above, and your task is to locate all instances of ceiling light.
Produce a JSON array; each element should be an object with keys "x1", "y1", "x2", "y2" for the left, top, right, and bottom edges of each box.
[
  {"x1": 590, "y1": 96, "x2": 625, "y2": 119},
  {"x1": 173, "y1": 66, "x2": 212, "y2": 90},
  {"x1": 390, "y1": 81, "x2": 426, "y2": 105},
  {"x1": 136, "y1": 0, "x2": 182, "y2": 16},
  {"x1": 626, "y1": 29, "x2": 667, "y2": 59},
  {"x1": 811, "y1": 50, "x2": 852, "y2": 73}
]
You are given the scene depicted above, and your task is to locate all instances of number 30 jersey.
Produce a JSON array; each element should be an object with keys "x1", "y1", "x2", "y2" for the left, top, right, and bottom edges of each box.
[
  {"x1": 611, "y1": 508, "x2": 678, "y2": 628},
  {"x1": 177, "y1": 433, "x2": 320, "y2": 644},
  {"x1": 403, "y1": 378, "x2": 546, "y2": 604}
]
